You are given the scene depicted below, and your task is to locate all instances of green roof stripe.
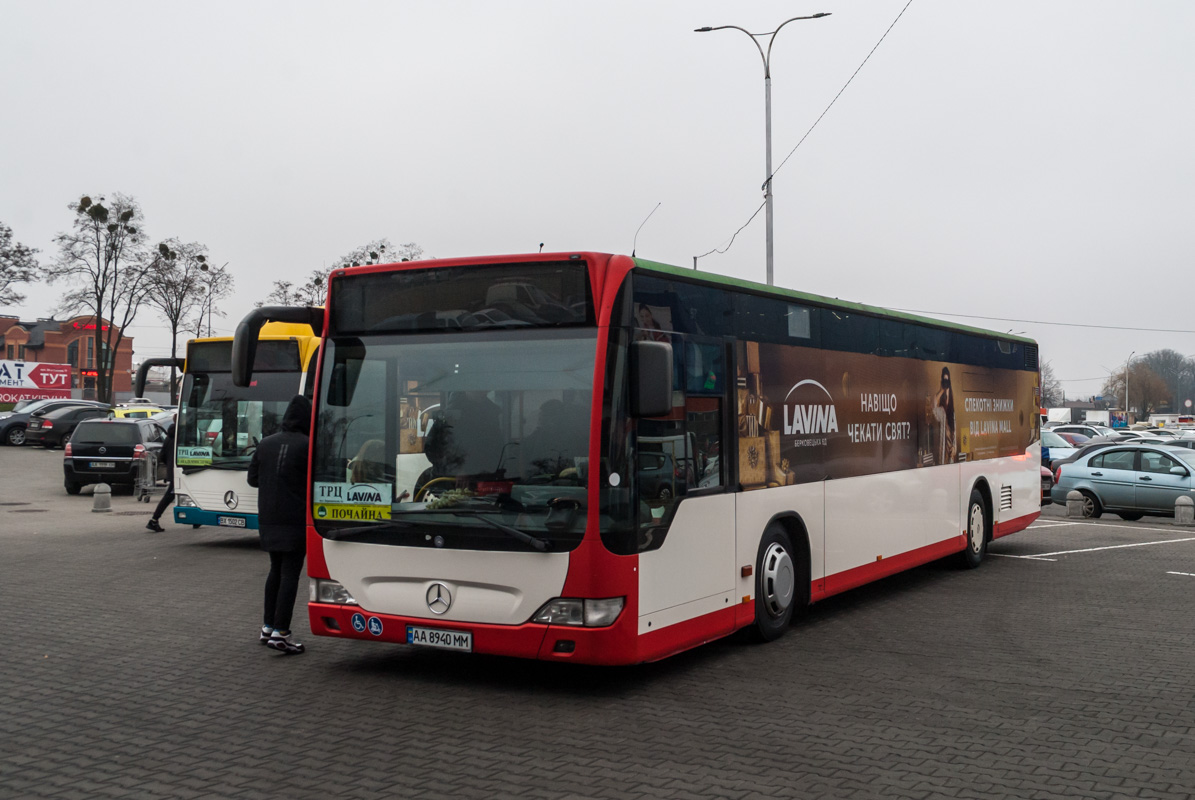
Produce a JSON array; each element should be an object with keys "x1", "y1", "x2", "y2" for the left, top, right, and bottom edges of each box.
[{"x1": 632, "y1": 258, "x2": 1036, "y2": 346}]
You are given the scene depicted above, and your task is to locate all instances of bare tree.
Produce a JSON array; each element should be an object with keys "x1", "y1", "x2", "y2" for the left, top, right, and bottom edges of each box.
[
  {"x1": 1138, "y1": 349, "x2": 1195, "y2": 411},
  {"x1": 258, "y1": 239, "x2": 423, "y2": 307},
  {"x1": 144, "y1": 239, "x2": 209, "y2": 402},
  {"x1": 1040, "y1": 361, "x2": 1062, "y2": 407},
  {"x1": 189, "y1": 262, "x2": 235, "y2": 338},
  {"x1": 0, "y1": 221, "x2": 39, "y2": 307},
  {"x1": 1102, "y1": 363, "x2": 1171, "y2": 418},
  {"x1": 43, "y1": 194, "x2": 150, "y2": 403}
]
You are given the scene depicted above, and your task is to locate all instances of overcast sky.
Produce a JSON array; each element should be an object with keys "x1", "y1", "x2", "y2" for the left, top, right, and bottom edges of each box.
[{"x1": 2, "y1": 0, "x2": 1193, "y2": 401}]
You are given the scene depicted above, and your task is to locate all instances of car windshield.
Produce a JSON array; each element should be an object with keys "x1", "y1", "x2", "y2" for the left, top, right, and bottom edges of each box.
[
  {"x1": 15, "y1": 399, "x2": 54, "y2": 415},
  {"x1": 1042, "y1": 430, "x2": 1071, "y2": 448},
  {"x1": 176, "y1": 370, "x2": 296, "y2": 469},
  {"x1": 311, "y1": 329, "x2": 597, "y2": 550}
]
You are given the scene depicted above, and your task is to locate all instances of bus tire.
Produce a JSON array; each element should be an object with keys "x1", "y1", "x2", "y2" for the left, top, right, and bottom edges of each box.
[
  {"x1": 751, "y1": 524, "x2": 797, "y2": 642},
  {"x1": 959, "y1": 488, "x2": 988, "y2": 569}
]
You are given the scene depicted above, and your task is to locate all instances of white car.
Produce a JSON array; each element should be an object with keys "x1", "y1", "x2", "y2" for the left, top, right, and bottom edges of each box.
[
  {"x1": 1052, "y1": 424, "x2": 1116, "y2": 440},
  {"x1": 1041, "y1": 429, "x2": 1078, "y2": 467}
]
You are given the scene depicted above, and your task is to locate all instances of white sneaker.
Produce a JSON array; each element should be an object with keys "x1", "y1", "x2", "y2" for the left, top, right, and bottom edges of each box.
[{"x1": 267, "y1": 631, "x2": 305, "y2": 655}]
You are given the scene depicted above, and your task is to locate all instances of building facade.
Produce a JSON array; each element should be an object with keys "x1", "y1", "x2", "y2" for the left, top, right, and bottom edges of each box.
[{"x1": 0, "y1": 315, "x2": 135, "y2": 398}]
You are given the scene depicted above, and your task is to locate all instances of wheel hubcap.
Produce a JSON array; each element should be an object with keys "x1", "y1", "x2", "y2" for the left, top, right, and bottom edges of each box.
[
  {"x1": 10, "y1": 429, "x2": 24, "y2": 445},
  {"x1": 761, "y1": 542, "x2": 795, "y2": 618},
  {"x1": 969, "y1": 504, "x2": 985, "y2": 553},
  {"x1": 1082, "y1": 496, "x2": 1095, "y2": 517}
]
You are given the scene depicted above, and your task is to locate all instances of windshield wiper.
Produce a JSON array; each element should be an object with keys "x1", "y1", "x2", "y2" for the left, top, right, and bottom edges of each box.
[
  {"x1": 325, "y1": 514, "x2": 548, "y2": 552},
  {"x1": 451, "y1": 511, "x2": 549, "y2": 552}
]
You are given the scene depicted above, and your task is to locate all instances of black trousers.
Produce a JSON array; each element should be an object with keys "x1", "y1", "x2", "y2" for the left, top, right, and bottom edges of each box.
[
  {"x1": 263, "y1": 550, "x2": 306, "y2": 633},
  {"x1": 151, "y1": 475, "x2": 175, "y2": 521}
]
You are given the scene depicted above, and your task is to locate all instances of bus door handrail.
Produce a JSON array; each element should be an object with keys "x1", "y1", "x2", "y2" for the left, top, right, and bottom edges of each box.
[{"x1": 232, "y1": 305, "x2": 324, "y2": 388}]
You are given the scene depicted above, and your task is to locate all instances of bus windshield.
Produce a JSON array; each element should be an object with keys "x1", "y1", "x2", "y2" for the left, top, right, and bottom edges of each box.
[
  {"x1": 311, "y1": 330, "x2": 597, "y2": 551},
  {"x1": 177, "y1": 370, "x2": 296, "y2": 469}
]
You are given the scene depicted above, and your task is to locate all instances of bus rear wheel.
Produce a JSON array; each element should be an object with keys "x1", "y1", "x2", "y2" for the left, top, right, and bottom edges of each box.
[
  {"x1": 751, "y1": 525, "x2": 797, "y2": 641},
  {"x1": 959, "y1": 488, "x2": 988, "y2": 569}
]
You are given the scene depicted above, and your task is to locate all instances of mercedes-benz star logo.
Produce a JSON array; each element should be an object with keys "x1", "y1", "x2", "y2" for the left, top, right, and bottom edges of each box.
[
  {"x1": 425, "y1": 582, "x2": 452, "y2": 615},
  {"x1": 223, "y1": 490, "x2": 238, "y2": 509}
]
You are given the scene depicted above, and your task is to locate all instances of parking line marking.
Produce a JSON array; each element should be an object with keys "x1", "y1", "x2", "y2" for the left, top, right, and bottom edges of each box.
[
  {"x1": 1032, "y1": 519, "x2": 1190, "y2": 534},
  {"x1": 1167, "y1": 571, "x2": 1195, "y2": 577},
  {"x1": 990, "y1": 554, "x2": 1057, "y2": 562},
  {"x1": 1027, "y1": 537, "x2": 1195, "y2": 558}
]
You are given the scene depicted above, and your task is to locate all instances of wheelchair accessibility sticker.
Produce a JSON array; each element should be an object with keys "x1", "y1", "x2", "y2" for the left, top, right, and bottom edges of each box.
[{"x1": 351, "y1": 613, "x2": 366, "y2": 633}]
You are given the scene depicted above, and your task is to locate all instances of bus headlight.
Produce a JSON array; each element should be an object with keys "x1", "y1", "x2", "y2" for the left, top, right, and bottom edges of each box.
[
  {"x1": 532, "y1": 597, "x2": 624, "y2": 627},
  {"x1": 311, "y1": 579, "x2": 358, "y2": 605},
  {"x1": 175, "y1": 494, "x2": 197, "y2": 507}
]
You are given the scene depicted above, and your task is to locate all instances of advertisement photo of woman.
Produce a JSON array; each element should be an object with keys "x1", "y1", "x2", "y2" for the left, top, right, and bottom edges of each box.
[{"x1": 932, "y1": 366, "x2": 957, "y2": 465}]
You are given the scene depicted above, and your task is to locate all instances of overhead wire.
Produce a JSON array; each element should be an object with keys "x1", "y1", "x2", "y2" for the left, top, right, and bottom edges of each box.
[{"x1": 889, "y1": 308, "x2": 1195, "y2": 335}]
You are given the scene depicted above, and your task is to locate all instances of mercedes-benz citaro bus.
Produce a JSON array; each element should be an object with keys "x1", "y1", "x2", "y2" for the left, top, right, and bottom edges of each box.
[
  {"x1": 231, "y1": 254, "x2": 1041, "y2": 665},
  {"x1": 137, "y1": 317, "x2": 320, "y2": 531}
]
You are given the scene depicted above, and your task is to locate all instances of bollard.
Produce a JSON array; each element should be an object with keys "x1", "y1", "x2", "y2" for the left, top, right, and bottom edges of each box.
[
  {"x1": 92, "y1": 483, "x2": 112, "y2": 513},
  {"x1": 1066, "y1": 490, "x2": 1086, "y2": 518},
  {"x1": 1176, "y1": 496, "x2": 1194, "y2": 526}
]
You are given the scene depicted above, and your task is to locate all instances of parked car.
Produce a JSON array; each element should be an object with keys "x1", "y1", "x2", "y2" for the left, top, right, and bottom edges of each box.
[
  {"x1": 1041, "y1": 465, "x2": 1053, "y2": 505},
  {"x1": 1051, "y1": 443, "x2": 1195, "y2": 520},
  {"x1": 1054, "y1": 431, "x2": 1092, "y2": 447},
  {"x1": 1161, "y1": 439, "x2": 1195, "y2": 451},
  {"x1": 1052, "y1": 424, "x2": 1116, "y2": 440},
  {"x1": 62, "y1": 419, "x2": 168, "y2": 495},
  {"x1": 0, "y1": 399, "x2": 110, "y2": 446},
  {"x1": 24, "y1": 405, "x2": 111, "y2": 448},
  {"x1": 1050, "y1": 439, "x2": 1124, "y2": 470},
  {"x1": 1040, "y1": 429, "x2": 1078, "y2": 468},
  {"x1": 110, "y1": 403, "x2": 165, "y2": 419}
]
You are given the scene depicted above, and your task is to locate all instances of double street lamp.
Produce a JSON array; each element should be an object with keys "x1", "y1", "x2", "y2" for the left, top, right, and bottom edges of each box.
[{"x1": 696, "y1": 13, "x2": 830, "y2": 287}]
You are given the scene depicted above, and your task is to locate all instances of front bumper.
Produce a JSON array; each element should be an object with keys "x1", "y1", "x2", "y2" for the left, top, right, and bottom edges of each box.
[
  {"x1": 308, "y1": 602, "x2": 639, "y2": 665},
  {"x1": 173, "y1": 506, "x2": 258, "y2": 529}
]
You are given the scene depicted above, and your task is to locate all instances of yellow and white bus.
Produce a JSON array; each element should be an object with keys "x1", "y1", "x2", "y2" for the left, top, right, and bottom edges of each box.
[{"x1": 137, "y1": 318, "x2": 320, "y2": 530}]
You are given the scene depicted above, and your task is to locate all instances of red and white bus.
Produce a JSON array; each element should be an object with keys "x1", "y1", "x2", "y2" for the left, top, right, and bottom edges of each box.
[{"x1": 233, "y1": 253, "x2": 1041, "y2": 665}]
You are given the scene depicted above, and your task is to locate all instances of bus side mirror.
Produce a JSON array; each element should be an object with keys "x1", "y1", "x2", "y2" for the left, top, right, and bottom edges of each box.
[{"x1": 631, "y1": 340, "x2": 673, "y2": 418}]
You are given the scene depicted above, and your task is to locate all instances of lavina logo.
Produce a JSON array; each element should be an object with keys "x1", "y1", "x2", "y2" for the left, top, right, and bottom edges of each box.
[
  {"x1": 346, "y1": 485, "x2": 384, "y2": 504},
  {"x1": 783, "y1": 379, "x2": 839, "y2": 436}
]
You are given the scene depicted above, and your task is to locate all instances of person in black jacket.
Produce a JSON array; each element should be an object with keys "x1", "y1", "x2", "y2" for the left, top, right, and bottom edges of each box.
[
  {"x1": 146, "y1": 414, "x2": 177, "y2": 533},
  {"x1": 247, "y1": 395, "x2": 311, "y2": 655}
]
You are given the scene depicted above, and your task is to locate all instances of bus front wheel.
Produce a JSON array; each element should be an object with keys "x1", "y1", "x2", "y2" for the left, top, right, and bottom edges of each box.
[{"x1": 751, "y1": 525, "x2": 797, "y2": 641}]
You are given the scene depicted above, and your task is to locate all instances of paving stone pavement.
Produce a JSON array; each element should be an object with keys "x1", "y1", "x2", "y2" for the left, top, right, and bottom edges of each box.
[{"x1": 3, "y1": 445, "x2": 1194, "y2": 799}]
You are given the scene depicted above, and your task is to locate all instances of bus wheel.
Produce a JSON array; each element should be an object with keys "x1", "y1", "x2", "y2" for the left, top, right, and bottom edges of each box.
[
  {"x1": 752, "y1": 525, "x2": 796, "y2": 641},
  {"x1": 959, "y1": 488, "x2": 988, "y2": 569}
]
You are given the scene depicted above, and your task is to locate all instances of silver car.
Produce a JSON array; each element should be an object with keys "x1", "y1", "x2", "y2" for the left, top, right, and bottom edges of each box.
[{"x1": 1051, "y1": 443, "x2": 1195, "y2": 520}]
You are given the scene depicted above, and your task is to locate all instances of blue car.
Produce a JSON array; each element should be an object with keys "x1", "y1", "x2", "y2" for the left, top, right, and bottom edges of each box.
[{"x1": 1051, "y1": 442, "x2": 1195, "y2": 520}]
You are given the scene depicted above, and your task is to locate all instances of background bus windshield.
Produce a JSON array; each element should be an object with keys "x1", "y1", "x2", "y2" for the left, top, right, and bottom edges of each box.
[
  {"x1": 312, "y1": 330, "x2": 596, "y2": 550},
  {"x1": 177, "y1": 341, "x2": 302, "y2": 469}
]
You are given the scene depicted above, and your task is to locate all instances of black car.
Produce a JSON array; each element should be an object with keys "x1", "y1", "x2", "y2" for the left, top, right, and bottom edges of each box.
[
  {"x1": 25, "y1": 405, "x2": 111, "y2": 448},
  {"x1": 0, "y1": 399, "x2": 110, "y2": 446},
  {"x1": 63, "y1": 419, "x2": 168, "y2": 495}
]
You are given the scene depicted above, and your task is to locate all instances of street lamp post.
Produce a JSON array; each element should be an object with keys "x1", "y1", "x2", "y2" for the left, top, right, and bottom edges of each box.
[
  {"x1": 1125, "y1": 351, "x2": 1135, "y2": 423},
  {"x1": 696, "y1": 13, "x2": 830, "y2": 287}
]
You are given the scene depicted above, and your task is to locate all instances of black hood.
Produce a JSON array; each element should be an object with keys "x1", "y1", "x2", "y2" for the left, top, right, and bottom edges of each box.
[{"x1": 281, "y1": 395, "x2": 312, "y2": 434}]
